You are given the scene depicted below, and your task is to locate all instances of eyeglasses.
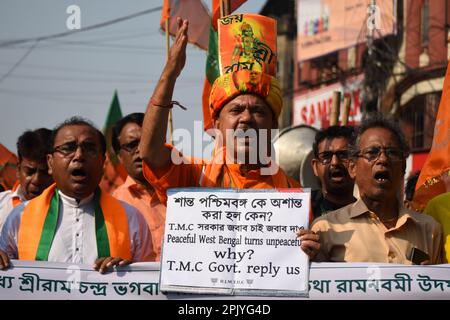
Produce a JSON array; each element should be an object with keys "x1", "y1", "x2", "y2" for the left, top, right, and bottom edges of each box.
[
  {"x1": 317, "y1": 150, "x2": 350, "y2": 165},
  {"x1": 357, "y1": 146, "x2": 405, "y2": 162},
  {"x1": 120, "y1": 140, "x2": 140, "y2": 153},
  {"x1": 52, "y1": 141, "x2": 100, "y2": 158}
]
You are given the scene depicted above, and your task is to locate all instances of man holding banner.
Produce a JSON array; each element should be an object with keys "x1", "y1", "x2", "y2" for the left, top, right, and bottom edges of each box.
[
  {"x1": 139, "y1": 16, "x2": 319, "y2": 258},
  {"x1": 312, "y1": 113, "x2": 443, "y2": 264},
  {"x1": 0, "y1": 117, "x2": 154, "y2": 273}
]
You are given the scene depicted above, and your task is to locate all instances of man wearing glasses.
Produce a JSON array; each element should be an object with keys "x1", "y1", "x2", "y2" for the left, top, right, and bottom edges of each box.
[
  {"x1": 111, "y1": 113, "x2": 162, "y2": 261},
  {"x1": 311, "y1": 126, "x2": 356, "y2": 219},
  {"x1": 0, "y1": 117, "x2": 154, "y2": 273},
  {"x1": 311, "y1": 113, "x2": 443, "y2": 264}
]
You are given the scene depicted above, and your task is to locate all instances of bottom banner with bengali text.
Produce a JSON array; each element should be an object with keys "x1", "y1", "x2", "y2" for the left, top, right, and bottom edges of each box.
[{"x1": 0, "y1": 260, "x2": 449, "y2": 299}]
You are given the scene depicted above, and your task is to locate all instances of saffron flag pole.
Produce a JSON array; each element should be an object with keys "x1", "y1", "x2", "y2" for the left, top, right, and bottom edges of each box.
[
  {"x1": 160, "y1": 0, "x2": 210, "y2": 50},
  {"x1": 161, "y1": 0, "x2": 174, "y2": 144},
  {"x1": 212, "y1": 0, "x2": 247, "y2": 29},
  {"x1": 160, "y1": 0, "x2": 211, "y2": 142},
  {"x1": 412, "y1": 61, "x2": 450, "y2": 210}
]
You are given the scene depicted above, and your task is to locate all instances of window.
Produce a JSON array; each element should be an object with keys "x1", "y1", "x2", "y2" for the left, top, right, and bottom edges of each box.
[
  {"x1": 311, "y1": 52, "x2": 339, "y2": 85},
  {"x1": 400, "y1": 92, "x2": 440, "y2": 152}
]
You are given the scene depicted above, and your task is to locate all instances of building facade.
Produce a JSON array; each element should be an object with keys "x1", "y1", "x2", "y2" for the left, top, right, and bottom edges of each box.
[{"x1": 262, "y1": 0, "x2": 449, "y2": 178}]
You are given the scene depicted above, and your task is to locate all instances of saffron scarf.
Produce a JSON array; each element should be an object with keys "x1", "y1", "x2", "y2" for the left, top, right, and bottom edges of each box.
[
  {"x1": 18, "y1": 184, "x2": 131, "y2": 261},
  {"x1": 201, "y1": 147, "x2": 298, "y2": 189}
]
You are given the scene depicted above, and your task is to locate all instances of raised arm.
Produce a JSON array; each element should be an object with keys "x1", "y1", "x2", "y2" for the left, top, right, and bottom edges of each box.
[{"x1": 140, "y1": 18, "x2": 188, "y2": 169}]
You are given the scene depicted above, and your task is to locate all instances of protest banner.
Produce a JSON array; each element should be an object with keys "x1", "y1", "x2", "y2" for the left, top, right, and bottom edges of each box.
[
  {"x1": 1, "y1": 260, "x2": 449, "y2": 299},
  {"x1": 0, "y1": 260, "x2": 161, "y2": 300},
  {"x1": 160, "y1": 188, "x2": 311, "y2": 296}
]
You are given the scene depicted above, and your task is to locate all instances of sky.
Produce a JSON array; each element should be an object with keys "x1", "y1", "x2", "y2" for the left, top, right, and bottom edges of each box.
[{"x1": 0, "y1": 0, "x2": 267, "y2": 156}]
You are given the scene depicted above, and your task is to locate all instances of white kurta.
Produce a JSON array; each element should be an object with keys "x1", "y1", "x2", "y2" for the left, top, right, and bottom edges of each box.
[
  {"x1": 0, "y1": 190, "x2": 155, "y2": 264},
  {"x1": 0, "y1": 186, "x2": 26, "y2": 233}
]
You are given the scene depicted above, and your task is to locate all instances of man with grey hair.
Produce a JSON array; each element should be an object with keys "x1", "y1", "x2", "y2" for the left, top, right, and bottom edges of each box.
[{"x1": 311, "y1": 113, "x2": 443, "y2": 264}]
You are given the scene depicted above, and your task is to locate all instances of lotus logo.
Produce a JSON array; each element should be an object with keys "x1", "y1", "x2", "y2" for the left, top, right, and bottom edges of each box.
[
  {"x1": 211, "y1": 278, "x2": 218, "y2": 285},
  {"x1": 246, "y1": 279, "x2": 254, "y2": 285}
]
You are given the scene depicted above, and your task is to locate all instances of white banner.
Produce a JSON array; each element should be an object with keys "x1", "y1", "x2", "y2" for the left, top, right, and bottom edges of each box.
[
  {"x1": 0, "y1": 261, "x2": 449, "y2": 299},
  {"x1": 160, "y1": 189, "x2": 311, "y2": 296},
  {"x1": 0, "y1": 260, "x2": 161, "y2": 300}
]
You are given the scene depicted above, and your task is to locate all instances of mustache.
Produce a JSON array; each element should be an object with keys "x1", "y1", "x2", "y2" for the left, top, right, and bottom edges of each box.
[{"x1": 327, "y1": 166, "x2": 347, "y2": 178}]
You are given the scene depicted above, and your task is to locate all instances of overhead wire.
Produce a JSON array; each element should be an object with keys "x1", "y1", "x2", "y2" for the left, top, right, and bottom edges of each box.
[
  {"x1": 0, "y1": 61, "x2": 159, "y2": 78},
  {"x1": 0, "y1": 6, "x2": 162, "y2": 48},
  {"x1": 4, "y1": 72, "x2": 202, "y2": 83},
  {"x1": 0, "y1": 6, "x2": 167, "y2": 84},
  {"x1": 0, "y1": 40, "x2": 39, "y2": 84},
  {"x1": 0, "y1": 3, "x2": 206, "y2": 112},
  {"x1": 0, "y1": 89, "x2": 146, "y2": 106}
]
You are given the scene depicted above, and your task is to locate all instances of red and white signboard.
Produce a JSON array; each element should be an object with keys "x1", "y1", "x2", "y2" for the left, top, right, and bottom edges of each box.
[
  {"x1": 292, "y1": 75, "x2": 363, "y2": 129},
  {"x1": 405, "y1": 152, "x2": 428, "y2": 180}
]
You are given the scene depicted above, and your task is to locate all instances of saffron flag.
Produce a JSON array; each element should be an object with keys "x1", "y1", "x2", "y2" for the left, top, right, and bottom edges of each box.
[
  {"x1": 160, "y1": 0, "x2": 210, "y2": 50},
  {"x1": 0, "y1": 143, "x2": 17, "y2": 190},
  {"x1": 100, "y1": 91, "x2": 127, "y2": 194},
  {"x1": 202, "y1": 0, "x2": 247, "y2": 131},
  {"x1": 413, "y1": 61, "x2": 450, "y2": 211}
]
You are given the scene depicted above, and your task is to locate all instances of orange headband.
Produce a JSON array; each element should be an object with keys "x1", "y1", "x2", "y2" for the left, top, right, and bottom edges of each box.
[{"x1": 209, "y1": 69, "x2": 282, "y2": 119}]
